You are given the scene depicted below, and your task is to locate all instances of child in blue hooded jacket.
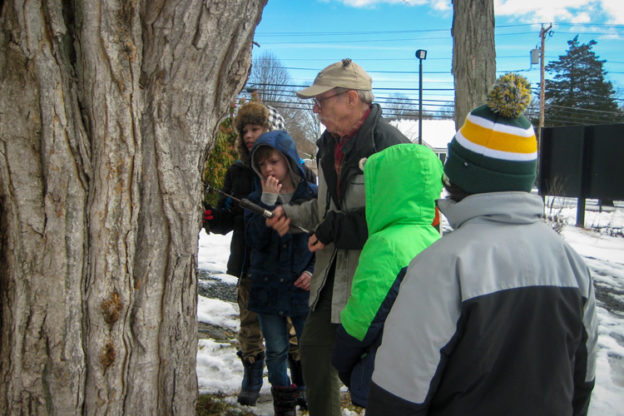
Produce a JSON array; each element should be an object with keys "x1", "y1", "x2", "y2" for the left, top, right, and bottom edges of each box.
[{"x1": 245, "y1": 130, "x2": 317, "y2": 416}]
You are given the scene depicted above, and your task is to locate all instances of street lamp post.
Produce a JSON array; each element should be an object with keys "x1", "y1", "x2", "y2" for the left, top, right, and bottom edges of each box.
[{"x1": 415, "y1": 49, "x2": 427, "y2": 145}]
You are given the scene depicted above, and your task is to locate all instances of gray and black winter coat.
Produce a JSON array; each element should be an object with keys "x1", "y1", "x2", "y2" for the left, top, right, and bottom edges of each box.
[{"x1": 368, "y1": 192, "x2": 598, "y2": 416}]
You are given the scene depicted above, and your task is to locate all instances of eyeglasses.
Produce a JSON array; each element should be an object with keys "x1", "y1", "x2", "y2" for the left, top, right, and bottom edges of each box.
[{"x1": 313, "y1": 91, "x2": 347, "y2": 109}]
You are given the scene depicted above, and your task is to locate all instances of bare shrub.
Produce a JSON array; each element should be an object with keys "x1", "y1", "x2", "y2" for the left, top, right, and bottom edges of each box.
[{"x1": 543, "y1": 176, "x2": 568, "y2": 233}]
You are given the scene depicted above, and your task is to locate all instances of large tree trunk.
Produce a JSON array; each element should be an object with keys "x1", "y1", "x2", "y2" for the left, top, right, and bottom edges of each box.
[
  {"x1": 0, "y1": 0, "x2": 266, "y2": 414},
  {"x1": 452, "y1": 0, "x2": 496, "y2": 128}
]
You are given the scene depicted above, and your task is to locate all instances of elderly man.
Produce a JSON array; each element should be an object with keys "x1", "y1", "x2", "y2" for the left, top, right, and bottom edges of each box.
[{"x1": 266, "y1": 58, "x2": 409, "y2": 415}]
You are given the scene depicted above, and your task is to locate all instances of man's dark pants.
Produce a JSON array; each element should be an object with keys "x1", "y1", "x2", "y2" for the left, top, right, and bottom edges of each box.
[{"x1": 300, "y1": 272, "x2": 342, "y2": 416}]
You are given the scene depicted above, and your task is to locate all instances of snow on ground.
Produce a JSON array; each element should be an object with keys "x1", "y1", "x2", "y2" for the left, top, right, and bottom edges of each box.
[
  {"x1": 197, "y1": 233, "x2": 287, "y2": 415},
  {"x1": 562, "y1": 225, "x2": 624, "y2": 416},
  {"x1": 196, "y1": 200, "x2": 624, "y2": 415}
]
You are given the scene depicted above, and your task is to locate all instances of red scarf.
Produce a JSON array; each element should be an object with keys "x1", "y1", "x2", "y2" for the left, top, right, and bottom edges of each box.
[{"x1": 334, "y1": 107, "x2": 371, "y2": 195}]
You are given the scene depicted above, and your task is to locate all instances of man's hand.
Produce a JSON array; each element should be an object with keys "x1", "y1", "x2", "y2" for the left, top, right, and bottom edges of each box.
[
  {"x1": 308, "y1": 233, "x2": 326, "y2": 252},
  {"x1": 266, "y1": 205, "x2": 291, "y2": 236},
  {"x1": 294, "y1": 271, "x2": 312, "y2": 291}
]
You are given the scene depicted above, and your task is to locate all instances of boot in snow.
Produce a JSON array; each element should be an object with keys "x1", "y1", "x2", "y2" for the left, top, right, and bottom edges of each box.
[
  {"x1": 271, "y1": 384, "x2": 298, "y2": 416},
  {"x1": 237, "y1": 351, "x2": 264, "y2": 406},
  {"x1": 288, "y1": 353, "x2": 307, "y2": 410}
]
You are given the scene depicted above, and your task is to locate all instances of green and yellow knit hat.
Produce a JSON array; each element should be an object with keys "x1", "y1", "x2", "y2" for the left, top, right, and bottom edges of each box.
[{"x1": 444, "y1": 73, "x2": 537, "y2": 194}]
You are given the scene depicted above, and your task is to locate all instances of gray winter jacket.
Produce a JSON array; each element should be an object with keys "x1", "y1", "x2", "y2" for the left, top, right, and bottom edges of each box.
[
  {"x1": 282, "y1": 104, "x2": 409, "y2": 322},
  {"x1": 368, "y1": 192, "x2": 598, "y2": 416}
]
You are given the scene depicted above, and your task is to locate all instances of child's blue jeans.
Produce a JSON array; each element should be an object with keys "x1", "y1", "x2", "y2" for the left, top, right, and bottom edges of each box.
[{"x1": 257, "y1": 313, "x2": 306, "y2": 387}]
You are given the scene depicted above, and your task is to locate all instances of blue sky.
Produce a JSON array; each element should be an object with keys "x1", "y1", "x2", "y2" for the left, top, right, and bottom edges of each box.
[{"x1": 251, "y1": 0, "x2": 624, "y2": 117}]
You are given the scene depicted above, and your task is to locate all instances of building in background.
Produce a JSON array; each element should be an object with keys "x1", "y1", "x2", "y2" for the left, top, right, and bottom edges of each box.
[{"x1": 390, "y1": 119, "x2": 456, "y2": 163}]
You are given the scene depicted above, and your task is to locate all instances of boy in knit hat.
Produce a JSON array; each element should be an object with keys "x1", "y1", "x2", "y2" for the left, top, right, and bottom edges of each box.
[
  {"x1": 366, "y1": 74, "x2": 598, "y2": 416},
  {"x1": 203, "y1": 102, "x2": 310, "y2": 408}
]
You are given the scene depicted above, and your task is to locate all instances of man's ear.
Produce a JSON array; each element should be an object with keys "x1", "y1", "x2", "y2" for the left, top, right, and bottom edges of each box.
[{"x1": 346, "y1": 89, "x2": 359, "y2": 105}]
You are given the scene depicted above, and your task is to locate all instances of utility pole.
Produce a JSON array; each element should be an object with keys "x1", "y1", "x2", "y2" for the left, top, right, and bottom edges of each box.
[
  {"x1": 538, "y1": 24, "x2": 552, "y2": 149},
  {"x1": 415, "y1": 49, "x2": 427, "y2": 145}
]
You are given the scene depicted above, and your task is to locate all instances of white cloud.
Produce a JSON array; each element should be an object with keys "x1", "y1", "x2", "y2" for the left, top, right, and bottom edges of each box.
[
  {"x1": 345, "y1": 0, "x2": 427, "y2": 5},
  {"x1": 570, "y1": 12, "x2": 593, "y2": 24},
  {"x1": 331, "y1": 0, "x2": 622, "y2": 24},
  {"x1": 333, "y1": 0, "x2": 446, "y2": 9},
  {"x1": 429, "y1": 0, "x2": 451, "y2": 12},
  {"x1": 495, "y1": 0, "x2": 588, "y2": 22},
  {"x1": 328, "y1": 0, "x2": 623, "y2": 35},
  {"x1": 494, "y1": 0, "x2": 624, "y2": 25},
  {"x1": 600, "y1": 0, "x2": 624, "y2": 24}
]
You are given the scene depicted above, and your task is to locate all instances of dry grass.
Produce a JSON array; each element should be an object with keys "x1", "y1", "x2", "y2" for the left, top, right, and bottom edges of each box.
[{"x1": 196, "y1": 393, "x2": 256, "y2": 416}]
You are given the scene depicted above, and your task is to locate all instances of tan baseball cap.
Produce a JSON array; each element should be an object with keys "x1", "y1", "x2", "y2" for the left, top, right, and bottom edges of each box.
[{"x1": 296, "y1": 58, "x2": 372, "y2": 98}]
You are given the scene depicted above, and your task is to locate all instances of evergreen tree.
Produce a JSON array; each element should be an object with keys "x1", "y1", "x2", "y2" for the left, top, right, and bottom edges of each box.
[
  {"x1": 202, "y1": 102, "x2": 239, "y2": 206},
  {"x1": 544, "y1": 36, "x2": 624, "y2": 126}
]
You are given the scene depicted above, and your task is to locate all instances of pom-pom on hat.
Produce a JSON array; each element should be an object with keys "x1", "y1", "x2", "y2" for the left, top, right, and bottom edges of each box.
[{"x1": 443, "y1": 73, "x2": 537, "y2": 194}]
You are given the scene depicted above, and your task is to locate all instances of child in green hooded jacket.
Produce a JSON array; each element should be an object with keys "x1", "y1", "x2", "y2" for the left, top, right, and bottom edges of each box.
[{"x1": 330, "y1": 143, "x2": 443, "y2": 408}]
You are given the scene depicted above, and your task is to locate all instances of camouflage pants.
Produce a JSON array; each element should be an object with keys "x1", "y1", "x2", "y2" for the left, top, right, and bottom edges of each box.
[{"x1": 237, "y1": 275, "x2": 300, "y2": 362}]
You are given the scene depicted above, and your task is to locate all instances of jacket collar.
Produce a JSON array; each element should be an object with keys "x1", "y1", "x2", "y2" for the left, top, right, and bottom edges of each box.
[{"x1": 438, "y1": 192, "x2": 545, "y2": 230}]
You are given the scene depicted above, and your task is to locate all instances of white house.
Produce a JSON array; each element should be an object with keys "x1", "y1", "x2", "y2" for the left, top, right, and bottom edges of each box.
[{"x1": 390, "y1": 119, "x2": 457, "y2": 163}]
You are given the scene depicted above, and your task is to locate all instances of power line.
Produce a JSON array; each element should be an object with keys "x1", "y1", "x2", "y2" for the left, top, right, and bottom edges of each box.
[
  {"x1": 256, "y1": 100, "x2": 618, "y2": 126},
  {"x1": 256, "y1": 22, "x2": 623, "y2": 37},
  {"x1": 243, "y1": 96, "x2": 620, "y2": 127},
  {"x1": 247, "y1": 82, "x2": 455, "y2": 92},
  {"x1": 531, "y1": 87, "x2": 624, "y2": 102},
  {"x1": 249, "y1": 81, "x2": 624, "y2": 103},
  {"x1": 546, "y1": 104, "x2": 624, "y2": 115}
]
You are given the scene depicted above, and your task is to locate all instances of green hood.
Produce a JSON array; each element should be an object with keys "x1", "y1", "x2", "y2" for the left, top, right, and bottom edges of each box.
[
  {"x1": 340, "y1": 143, "x2": 443, "y2": 342},
  {"x1": 364, "y1": 143, "x2": 443, "y2": 233}
]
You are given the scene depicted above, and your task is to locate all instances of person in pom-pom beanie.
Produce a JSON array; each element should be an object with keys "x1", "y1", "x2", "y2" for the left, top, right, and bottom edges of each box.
[
  {"x1": 367, "y1": 73, "x2": 598, "y2": 416},
  {"x1": 443, "y1": 73, "x2": 537, "y2": 195}
]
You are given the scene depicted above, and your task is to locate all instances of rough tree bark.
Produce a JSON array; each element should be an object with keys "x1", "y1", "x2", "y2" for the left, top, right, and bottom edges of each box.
[
  {"x1": 0, "y1": 0, "x2": 266, "y2": 414},
  {"x1": 452, "y1": 0, "x2": 496, "y2": 128}
]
